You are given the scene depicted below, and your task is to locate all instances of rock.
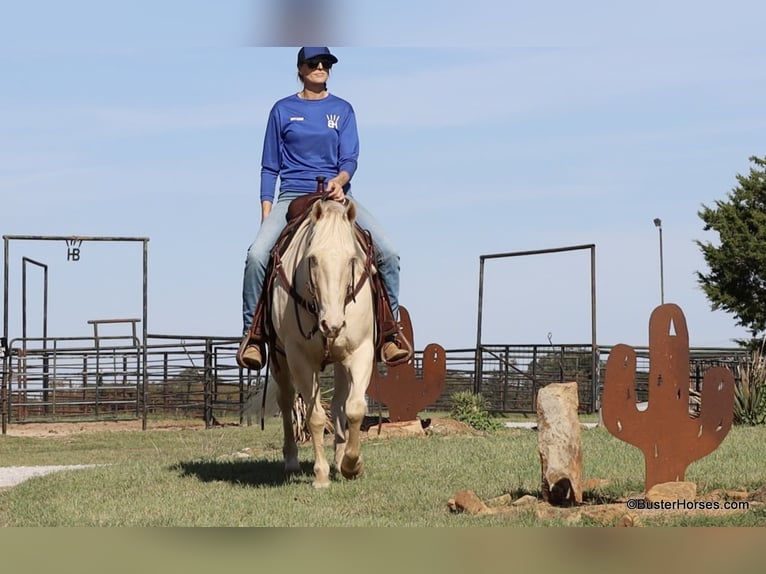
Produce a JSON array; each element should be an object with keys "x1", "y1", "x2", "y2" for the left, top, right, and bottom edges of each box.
[
  {"x1": 537, "y1": 382, "x2": 583, "y2": 505},
  {"x1": 365, "y1": 420, "x2": 425, "y2": 439},
  {"x1": 535, "y1": 503, "x2": 582, "y2": 525},
  {"x1": 424, "y1": 418, "x2": 478, "y2": 436},
  {"x1": 485, "y1": 493, "x2": 513, "y2": 507},
  {"x1": 512, "y1": 494, "x2": 538, "y2": 507},
  {"x1": 645, "y1": 481, "x2": 696, "y2": 502},
  {"x1": 724, "y1": 490, "x2": 750, "y2": 501},
  {"x1": 750, "y1": 484, "x2": 766, "y2": 503},
  {"x1": 449, "y1": 489, "x2": 489, "y2": 515}
]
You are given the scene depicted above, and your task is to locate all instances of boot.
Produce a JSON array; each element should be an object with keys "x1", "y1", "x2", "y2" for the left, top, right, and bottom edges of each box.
[
  {"x1": 381, "y1": 337, "x2": 409, "y2": 364},
  {"x1": 237, "y1": 334, "x2": 264, "y2": 370}
]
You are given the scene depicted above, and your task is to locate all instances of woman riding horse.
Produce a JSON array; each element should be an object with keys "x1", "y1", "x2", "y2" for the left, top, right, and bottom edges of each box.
[{"x1": 238, "y1": 46, "x2": 408, "y2": 369}]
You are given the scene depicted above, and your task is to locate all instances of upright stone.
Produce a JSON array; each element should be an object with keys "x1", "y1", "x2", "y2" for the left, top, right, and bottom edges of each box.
[{"x1": 536, "y1": 382, "x2": 583, "y2": 505}]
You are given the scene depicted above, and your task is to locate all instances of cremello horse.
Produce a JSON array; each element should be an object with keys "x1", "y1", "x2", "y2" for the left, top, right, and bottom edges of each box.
[{"x1": 268, "y1": 198, "x2": 376, "y2": 488}]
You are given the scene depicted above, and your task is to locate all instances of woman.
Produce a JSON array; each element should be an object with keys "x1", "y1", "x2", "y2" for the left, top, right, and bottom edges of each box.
[{"x1": 238, "y1": 46, "x2": 408, "y2": 370}]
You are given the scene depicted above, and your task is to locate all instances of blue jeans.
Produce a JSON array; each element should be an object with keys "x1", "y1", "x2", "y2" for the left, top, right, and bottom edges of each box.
[{"x1": 241, "y1": 191, "x2": 401, "y2": 334}]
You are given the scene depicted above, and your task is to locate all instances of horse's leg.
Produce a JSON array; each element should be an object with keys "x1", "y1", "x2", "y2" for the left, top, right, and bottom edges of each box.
[
  {"x1": 331, "y1": 367, "x2": 350, "y2": 472},
  {"x1": 306, "y1": 373, "x2": 332, "y2": 488},
  {"x1": 340, "y1": 341, "x2": 376, "y2": 480},
  {"x1": 289, "y1": 357, "x2": 331, "y2": 488},
  {"x1": 273, "y1": 359, "x2": 300, "y2": 474}
]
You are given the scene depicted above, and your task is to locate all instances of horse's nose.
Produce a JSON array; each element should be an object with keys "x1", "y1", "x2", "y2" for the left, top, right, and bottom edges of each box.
[{"x1": 319, "y1": 319, "x2": 346, "y2": 339}]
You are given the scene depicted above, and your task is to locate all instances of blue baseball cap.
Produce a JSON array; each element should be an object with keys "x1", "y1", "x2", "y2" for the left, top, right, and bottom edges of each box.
[{"x1": 297, "y1": 47, "x2": 338, "y2": 66}]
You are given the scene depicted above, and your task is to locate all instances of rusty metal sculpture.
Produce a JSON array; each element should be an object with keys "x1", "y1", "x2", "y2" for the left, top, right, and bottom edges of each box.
[
  {"x1": 601, "y1": 303, "x2": 735, "y2": 491},
  {"x1": 367, "y1": 306, "x2": 446, "y2": 422}
]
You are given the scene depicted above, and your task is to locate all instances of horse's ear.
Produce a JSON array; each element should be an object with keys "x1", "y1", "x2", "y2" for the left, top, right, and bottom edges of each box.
[
  {"x1": 345, "y1": 200, "x2": 357, "y2": 224},
  {"x1": 310, "y1": 199, "x2": 324, "y2": 222}
]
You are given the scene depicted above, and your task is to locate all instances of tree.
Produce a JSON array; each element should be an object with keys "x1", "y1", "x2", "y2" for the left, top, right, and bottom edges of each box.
[{"x1": 696, "y1": 155, "x2": 766, "y2": 341}]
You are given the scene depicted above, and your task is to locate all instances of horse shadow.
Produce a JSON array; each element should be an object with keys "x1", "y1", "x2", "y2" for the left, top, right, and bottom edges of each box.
[{"x1": 171, "y1": 458, "x2": 316, "y2": 488}]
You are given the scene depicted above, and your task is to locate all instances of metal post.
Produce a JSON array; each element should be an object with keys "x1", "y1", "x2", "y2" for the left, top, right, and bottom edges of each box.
[
  {"x1": 590, "y1": 245, "x2": 598, "y2": 413},
  {"x1": 474, "y1": 256, "x2": 486, "y2": 395},
  {"x1": 142, "y1": 239, "x2": 149, "y2": 430},
  {"x1": 204, "y1": 338, "x2": 213, "y2": 428},
  {"x1": 503, "y1": 346, "x2": 509, "y2": 411},
  {"x1": 23, "y1": 258, "x2": 50, "y2": 410},
  {"x1": 654, "y1": 218, "x2": 664, "y2": 304},
  {"x1": 2, "y1": 234, "x2": 150, "y2": 430},
  {"x1": 531, "y1": 345, "x2": 538, "y2": 412},
  {"x1": 474, "y1": 244, "x2": 597, "y2": 408},
  {"x1": 2, "y1": 237, "x2": 9, "y2": 434}
]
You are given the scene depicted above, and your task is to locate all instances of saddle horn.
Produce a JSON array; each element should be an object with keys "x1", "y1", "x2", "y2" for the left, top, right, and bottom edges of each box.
[{"x1": 316, "y1": 176, "x2": 327, "y2": 198}]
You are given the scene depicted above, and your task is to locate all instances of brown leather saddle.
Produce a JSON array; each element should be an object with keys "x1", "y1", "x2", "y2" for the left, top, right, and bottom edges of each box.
[{"x1": 247, "y1": 179, "x2": 412, "y2": 368}]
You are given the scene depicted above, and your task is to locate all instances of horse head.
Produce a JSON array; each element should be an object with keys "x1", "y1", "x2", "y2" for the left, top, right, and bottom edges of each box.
[{"x1": 305, "y1": 199, "x2": 362, "y2": 340}]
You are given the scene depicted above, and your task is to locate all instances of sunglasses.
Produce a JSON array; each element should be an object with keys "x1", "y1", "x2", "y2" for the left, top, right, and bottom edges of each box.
[{"x1": 304, "y1": 58, "x2": 333, "y2": 70}]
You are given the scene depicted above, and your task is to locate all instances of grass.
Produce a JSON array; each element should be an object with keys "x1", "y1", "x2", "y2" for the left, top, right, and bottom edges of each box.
[{"x1": 0, "y1": 417, "x2": 764, "y2": 526}]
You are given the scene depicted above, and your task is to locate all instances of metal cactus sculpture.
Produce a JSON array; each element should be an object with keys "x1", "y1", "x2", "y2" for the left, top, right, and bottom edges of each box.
[
  {"x1": 601, "y1": 303, "x2": 735, "y2": 491},
  {"x1": 367, "y1": 306, "x2": 446, "y2": 422}
]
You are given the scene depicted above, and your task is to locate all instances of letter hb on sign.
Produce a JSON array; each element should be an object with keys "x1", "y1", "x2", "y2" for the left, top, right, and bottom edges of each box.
[{"x1": 66, "y1": 239, "x2": 82, "y2": 262}]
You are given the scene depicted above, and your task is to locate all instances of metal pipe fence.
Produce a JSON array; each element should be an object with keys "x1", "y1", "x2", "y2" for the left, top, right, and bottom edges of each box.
[{"x1": 0, "y1": 334, "x2": 748, "y2": 433}]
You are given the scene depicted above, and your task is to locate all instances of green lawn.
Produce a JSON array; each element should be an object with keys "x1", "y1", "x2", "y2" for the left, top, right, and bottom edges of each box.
[{"x1": 0, "y1": 417, "x2": 764, "y2": 526}]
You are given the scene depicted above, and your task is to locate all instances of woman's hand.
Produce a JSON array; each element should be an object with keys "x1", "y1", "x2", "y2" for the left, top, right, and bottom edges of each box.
[
  {"x1": 325, "y1": 178, "x2": 345, "y2": 201},
  {"x1": 326, "y1": 171, "x2": 350, "y2": 201}
]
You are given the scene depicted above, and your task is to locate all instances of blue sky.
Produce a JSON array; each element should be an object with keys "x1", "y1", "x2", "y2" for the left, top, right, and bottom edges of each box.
[{"x1": 1, "y1": 1, "x2": 765, "y2": 349}]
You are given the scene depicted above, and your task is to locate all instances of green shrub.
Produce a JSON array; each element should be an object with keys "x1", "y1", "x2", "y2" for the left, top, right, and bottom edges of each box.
[
  {"x1": 734, "y1": 344, "x2": 766, "y2": 425},
  {"x1": 449, "y1": 391, "x2": 502, "y2": 432}
]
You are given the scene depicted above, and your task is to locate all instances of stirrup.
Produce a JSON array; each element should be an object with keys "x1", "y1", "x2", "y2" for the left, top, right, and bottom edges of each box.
[
  {"x1": 381, "y1": 334, "x2": 412, "y2": 367},
  {"x1": 237, "y1": 334, "x2": 264, "y2": 370}
]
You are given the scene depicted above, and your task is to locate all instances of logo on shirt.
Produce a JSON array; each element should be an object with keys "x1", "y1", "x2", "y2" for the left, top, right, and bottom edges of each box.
[
  {"x1": 290, "y1": 116, "x2": 304, "y2": 121},
  {"x1": 326, "y1": 114, "x2": 340, "y2": 129}
]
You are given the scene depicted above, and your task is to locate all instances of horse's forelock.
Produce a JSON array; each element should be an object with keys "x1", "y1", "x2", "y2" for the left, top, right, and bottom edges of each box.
[{"x1": 306, "y1": 201, "x2": 358, "y2": 256}]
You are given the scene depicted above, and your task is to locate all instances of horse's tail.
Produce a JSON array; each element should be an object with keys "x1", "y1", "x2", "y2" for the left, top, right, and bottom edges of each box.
[{"x1": 242, "y1": 377, "x2": 281, "y2": 424}]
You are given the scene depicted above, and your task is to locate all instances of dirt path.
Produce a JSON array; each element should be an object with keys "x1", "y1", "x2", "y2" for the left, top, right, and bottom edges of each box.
[{"x1": 3, "y1": 418, "x2": 208, "y2": 438}]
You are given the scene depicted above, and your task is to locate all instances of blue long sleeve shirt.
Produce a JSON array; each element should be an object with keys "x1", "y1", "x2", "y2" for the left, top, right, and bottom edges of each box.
[{"x1": 260, "y1": 93, "x2": 359, "y2": 203}]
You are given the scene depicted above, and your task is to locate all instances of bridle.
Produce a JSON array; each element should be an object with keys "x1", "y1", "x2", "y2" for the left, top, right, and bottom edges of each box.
[
  {"x1": 295, "y1": 254, "x2": 362, "y2": 341},
  {"x1": 272, "y1": 206, "x2": 375, "y2": 364}
]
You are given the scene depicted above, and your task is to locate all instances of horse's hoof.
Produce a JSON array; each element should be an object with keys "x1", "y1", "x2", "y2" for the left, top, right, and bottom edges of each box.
[
  {"x1": 284, "y1": 459, "x2": 300, "y2": 474},
  {"x1": 312, "y1": 479, "x2": 331, "y2": 489},
  {"x1": 341, "y1": 458, "x2": 364, "y2": 480}
]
